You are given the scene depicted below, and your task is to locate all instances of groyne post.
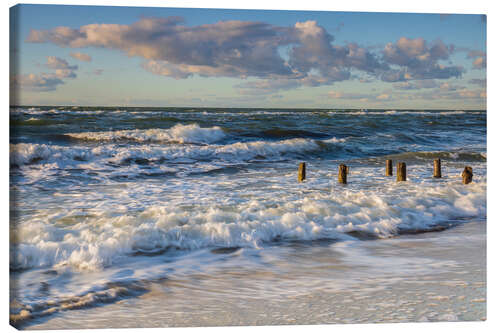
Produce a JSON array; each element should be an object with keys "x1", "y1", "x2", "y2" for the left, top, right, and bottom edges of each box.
[
  {"x1": 338, "y1": 164, "x2": 348, "y2": 184},
  {"x1": 433, "y1": 159, "x2": 442, "y2": 178},
  {"x1": 397, "y1": 162, "x2": 407, "y2": 181},
  {"x1": 462, "y1": 166, "x2": 473, "y2": 184},
  {"x1": 298, "y1": 162, "x2": 306, "y2": 182},
  {"x1": 386, "y1": 159, "x2": 393, "y2": 176}
]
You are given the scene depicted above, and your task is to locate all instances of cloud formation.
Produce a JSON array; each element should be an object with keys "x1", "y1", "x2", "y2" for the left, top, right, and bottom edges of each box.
[
  {"x1": 393, "y1": 79, "x2": 438, "y2": 90},
  {"x1": 382, "y1": 37, "x2": 463, "y2": 81},
  {"x1": 235, "y1": 79, "x2": 301, "y2": 95},
  {"x1": 45, "y1": 56, "x2": 78, "y2": 79},
  {"x1": 327, "y1": 90, "x2": 377, "y2": 101},
  {"x1": 466, "y1": 50, "x2": 486, "y2": 69},
  {"x1": 11, "y1": 56, "x2": 79, "y2": 92},
  {"x1": 25, "y1": 17, "x2": 475, "y2": 95},
  {"x1": 407, "y1": 88, "x2": 486, "y2": 100},
  {"x1": 46, "y1": 56, "x2": 78, "y2": 70},
  {"x1": 28, "y1": 18, "x2": 294, "y2": 78},
  {"x1": 70, "y1": 52, "x2": 92, "y2": 62},
  {"x1": 26, "y1": 17, "x2": 386, "y2": 91},
  {"x1": 11, "y1": 73, "x2": 64, "y2": 92}
]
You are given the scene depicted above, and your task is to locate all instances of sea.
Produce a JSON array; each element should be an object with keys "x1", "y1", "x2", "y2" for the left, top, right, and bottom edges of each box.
[{"x1": 9, "y1": 107, "x2": 487, "y2": 328}]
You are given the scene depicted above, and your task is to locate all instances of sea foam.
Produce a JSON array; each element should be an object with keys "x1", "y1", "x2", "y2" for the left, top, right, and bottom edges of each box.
[
  {"x1": 10, "y1": 135, "x2": 340, "y2": 168},
  {"x1": 66, "y1": 123, "x2": 227, "y2": 144},
  {"x1": 10, "y1": 177, "x2": 486, "y2": 271}
]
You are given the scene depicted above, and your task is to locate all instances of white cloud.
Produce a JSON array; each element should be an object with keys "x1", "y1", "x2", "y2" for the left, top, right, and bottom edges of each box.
[
  {"x1": 466, "y1": 50, "x2": 486, "y2": 69},
  {"x1": 327, "y1": 90, "x2": 373, "y2": 100},
  {"x1": 376, "y1": 93, "x2": 390, "y2": 100},
  {"x1": 472, "y1": 57, "x2": 486, "y2": 69},
  {"x1": 70, "y1": 52, "x2": 92, "y2": 62},
  {"x1": 11, "y1": 56, "x2": 79, "y2": 92},
  {"x1": 382, "y1": 37, "x2": 463, "y2": 81},
  {"x1": 46, "y1": 56, "x2": 78, "y2": 70},
  {"x1": 10, "y1": 73, "x2": 64, "y2": 92}
]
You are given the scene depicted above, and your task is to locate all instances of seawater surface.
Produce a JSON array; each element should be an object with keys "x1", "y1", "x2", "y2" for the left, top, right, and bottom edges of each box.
[{"x1": 9, "y1": 107, "x2": 486, "y2": 328}]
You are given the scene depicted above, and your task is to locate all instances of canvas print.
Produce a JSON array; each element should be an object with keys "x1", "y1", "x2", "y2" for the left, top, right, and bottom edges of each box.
[{"x1": 9, "y1": 3, "x2": 486, "y2": 329}]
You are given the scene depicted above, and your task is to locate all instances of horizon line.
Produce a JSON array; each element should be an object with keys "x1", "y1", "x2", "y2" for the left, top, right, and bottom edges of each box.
[{"x1": 9, "y1": 104, "x2": 487, "y2": 111}]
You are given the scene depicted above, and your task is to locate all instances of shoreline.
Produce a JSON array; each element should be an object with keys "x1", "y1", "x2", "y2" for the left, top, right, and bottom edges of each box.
[{"x1": 21, "y1": 220, "x2": 486, "y2": 329}]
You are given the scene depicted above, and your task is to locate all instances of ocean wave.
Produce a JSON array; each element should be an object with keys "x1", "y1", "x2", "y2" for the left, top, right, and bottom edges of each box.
[
  {"x1": 10, "y1": 108, "x2": 485, "y2": 119},
  {"x1": 66, "y1": 124, "x2": 226, "y2": 144},
  {"x1": 11, "y1": 118, "x2": 64, "y2": 127},
  {"x1": 385, "y1": 151, "x2": 486, "y2": 162},
  {"x1": 10, "y1": 178, "x2": 486, "y2": 272},
  {"x1": 11, "y1": 107, "x2": 106, "y2": 116},
  {"x1": 10, "y1": 143, "x2": 92, "y2": 166},
  {"x1": 329, "y1": 110, "x2": 482, "y2": 116},
  {"x1": 10, "y1": 135, "x2": 344, "y2": 168},
  {"x1": 10, "y1": 142, "x2": 484, "y2": 176},
  {"x1": 257, "y1": 128, "x2": 330, "y2": 139}
]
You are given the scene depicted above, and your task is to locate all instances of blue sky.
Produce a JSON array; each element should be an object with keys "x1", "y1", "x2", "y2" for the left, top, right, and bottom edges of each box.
[{"x1": 10, "y1": 4, "x2": 486, "y2": 109}]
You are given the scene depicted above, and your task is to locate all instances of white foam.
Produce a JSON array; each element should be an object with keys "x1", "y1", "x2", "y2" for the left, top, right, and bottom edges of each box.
[
  {"x1": 10, "y1": 135, "x2": 339, "y2": 169},
  {"x1": 10, "y1": 176, "x2": 486, "y2": 272},
  {"x1": 10, "y1": 143, "x2": 92, "y2": 166},
  {"x1": 67, "y1": 124, "x2": 226, "y2": 144}
]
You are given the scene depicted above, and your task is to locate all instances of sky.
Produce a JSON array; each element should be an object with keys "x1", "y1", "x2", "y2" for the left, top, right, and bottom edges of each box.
[{"x1": 9, "y1": 4, "x2": 487, "y2": 109}]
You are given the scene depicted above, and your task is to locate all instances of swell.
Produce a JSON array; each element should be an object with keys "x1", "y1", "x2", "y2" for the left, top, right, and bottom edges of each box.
[
  {"x1": 65, "y1": 123, "x2": 227, "y2": 144},
  {"x1": 10, "y1": 142, "x2": 485, "y2": 175},
  {"x1": 9, "y1": 136, "x2": 345, "y2": 168},
  {"x1": 249, "y1": 128, "x2": 330, "y2": 140},
  {"x1": 384, "y1": 151, "x2": 486, "y2": 162}
]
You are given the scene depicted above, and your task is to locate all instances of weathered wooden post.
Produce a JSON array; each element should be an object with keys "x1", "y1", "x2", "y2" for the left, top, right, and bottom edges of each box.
[
  {"x1": 397, "y1": 162, "x2": 406, "y2": 181},
  {"x1": 462, "y1": 166, "x2": 473, "y2": 184},
  {"x1": 338, "y1": 164, "x2": 348, "y2": 184},
  {"x1": 433, "y1": 158, "x2": 442, "y2": 178},
  {"x1": 298, "y1": 162, "x2": 306, "y2": 182},
  {"x1": 386, "y1": 159, "x2": 393, "y2": 176}
]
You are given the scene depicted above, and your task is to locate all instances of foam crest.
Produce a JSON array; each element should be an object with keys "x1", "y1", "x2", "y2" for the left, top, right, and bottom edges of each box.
[
  {"x1": 66, "y1": 123, "x2": 226, "y2": 144},
  {"x1": 10, "y1": 143, "x2": 95, "y2": 167},
  {"x1": 10, "y1": 144, "x2": 54, "y2": 166},
  {"x1": 10, "y1": 136, "x2": 338, "y2": 169}
]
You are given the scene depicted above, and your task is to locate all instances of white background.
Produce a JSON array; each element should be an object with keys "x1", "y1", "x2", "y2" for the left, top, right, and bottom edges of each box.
[{"x1": 2, "y1": 1, "x2": 497, "y2": 332}]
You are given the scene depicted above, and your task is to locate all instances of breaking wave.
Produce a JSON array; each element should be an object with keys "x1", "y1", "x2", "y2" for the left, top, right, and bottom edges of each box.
[
  {"x1": 10, "y1": 136, "x2": 344, "y2": 168},
  {"x1": 66, "y1": 123, "x2": 226, "y2": 144},
  {"x1": 10, "y1": 178, "x2": 486, "y2": 272}
]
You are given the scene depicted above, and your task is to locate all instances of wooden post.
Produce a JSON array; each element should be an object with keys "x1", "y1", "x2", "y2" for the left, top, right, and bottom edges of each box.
[
  {"x1": 397, "y1": 162, "x2": 406, "y2": 181},
  {"x1": 462, "y1": 166, "x2": 473, "y2": 184},
  {"x1": 433, "y1": 159, "x2": 442, "y2": 178},
  {"x1": 386, "y1": 159, "x2": 393, "y2": 176},
  {"x1": 298, "y1": 162, "x2": 306, "y2": 182},
  {"x1": 338, "y1": 164, "x2": 348, "y2": 184}
]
